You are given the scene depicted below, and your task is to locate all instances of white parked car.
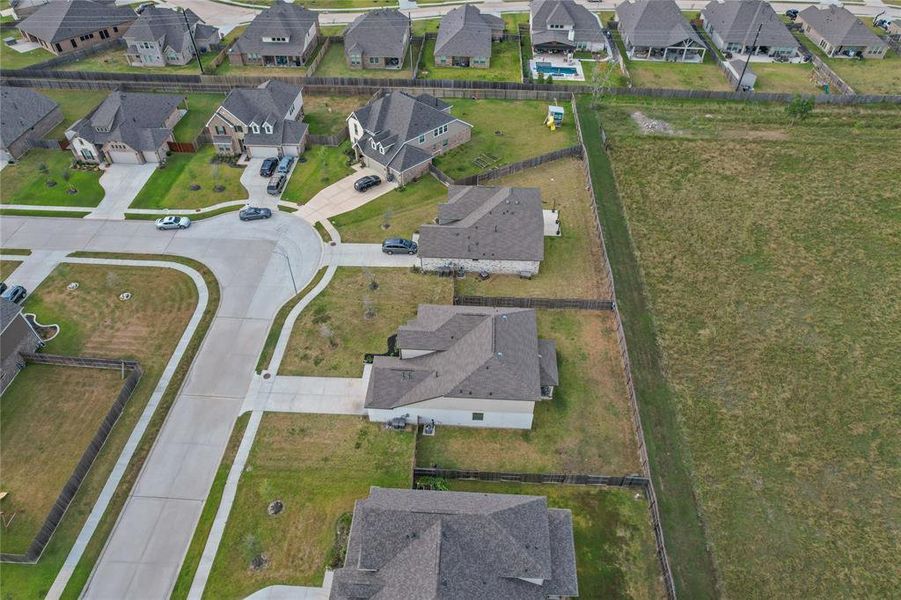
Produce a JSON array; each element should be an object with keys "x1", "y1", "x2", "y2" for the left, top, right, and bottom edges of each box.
[{"x1": 155, "y1": 216, "x2": 191, "y2": 230}]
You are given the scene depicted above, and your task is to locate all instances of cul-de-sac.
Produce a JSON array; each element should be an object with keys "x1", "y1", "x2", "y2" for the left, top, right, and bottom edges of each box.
[{"x1": 0, "y1": 0, "x2": 897, "y2": 598}]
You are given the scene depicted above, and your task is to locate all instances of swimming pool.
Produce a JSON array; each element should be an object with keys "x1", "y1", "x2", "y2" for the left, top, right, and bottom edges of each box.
[{"x1": 534, "y1": 62, "x2": 578, "y2": 76}]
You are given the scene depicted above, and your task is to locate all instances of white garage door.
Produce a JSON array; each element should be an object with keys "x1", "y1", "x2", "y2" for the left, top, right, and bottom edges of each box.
[
  {"x1": 247, "y1": 145, "x2": 279, "y2": 158},
  {"x1": 108, "y1": 150, "x2": 141, "y2": 164}
]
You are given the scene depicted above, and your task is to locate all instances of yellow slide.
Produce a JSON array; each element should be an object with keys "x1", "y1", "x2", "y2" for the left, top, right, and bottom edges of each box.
[{"x1": 545, "y1": 115, "x2": 556, "y2": 130}]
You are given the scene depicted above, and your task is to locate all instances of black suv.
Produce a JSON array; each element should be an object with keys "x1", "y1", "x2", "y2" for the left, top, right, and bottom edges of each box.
[
  {"x1": 381, "y1": 238, "x2": 418, "y2": 255},
  {"x1": 354, "y1": 175, "x2": 382, "y2": 192},
  {"x1": 260, "y1": 157, "x2": 278, "y2": 177}
]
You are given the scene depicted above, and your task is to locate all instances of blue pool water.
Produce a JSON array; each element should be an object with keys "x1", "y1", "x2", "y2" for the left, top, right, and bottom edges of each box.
[{"x1": 535, "y1": 62, "x2": 578, "y2": 76}]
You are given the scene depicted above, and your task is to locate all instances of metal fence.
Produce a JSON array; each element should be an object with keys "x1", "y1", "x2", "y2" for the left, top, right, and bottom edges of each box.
[
  {"x1": 414, "y1": 468, "x2": 649, "y2": 487},
  {"x1": 0, "y1": 354, "x2": 142, "y2": 564},
  {"x1": 454, "y1": 295, "x2": 614, "y2": 310}
]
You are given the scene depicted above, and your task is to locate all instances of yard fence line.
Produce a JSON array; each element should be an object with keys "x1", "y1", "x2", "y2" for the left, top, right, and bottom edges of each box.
[
  {"x1": 303, "y1": 36, "x2": 331, "y2": 78},
  {"x1": 454, "y1": 295, "x2": 614, "y2": 310},
  {"x1": 519, "y1": 24, "x2": 530, "y2": 82},
  {"x1": 31, "y1": 138, "x2": 62, "y2": 150},
  {"x1": 0, "y1": 354, "x2": 142, "y2": 564},
  {"x1": 412, "y1": 34, "x2": 427, "y2": 80},
  {"x1": 810, "y1": 54, "x2": 855, "y2": 95},
  {"x1": 428, "y1": 145, "x2": 581, "y2": 188},
  {"x1": 308, "y1": 128, "x2": 349, "y2": 147},
  {"x1": 413, "y1": 468, "x2": 649, "y2": 488},
  {"x1": 428, "y1": 163, "x2": 454, "y2": 186},
  {"x1": 24, "y1": 37, "x2": 124, "y2": 71},
  {"x1": 570, "y1": 95, "x2": 677, "y2": 600}
]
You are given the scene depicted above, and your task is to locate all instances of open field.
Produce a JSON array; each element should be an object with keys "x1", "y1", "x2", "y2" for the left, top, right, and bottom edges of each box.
[
  {"x1": 314, "y1": 40, "x2": 418, "y2": 79},
  {"x1": 204, "y1": 413, "x2": 414, "y2": 598},
  {"x1": 130, "y1": 145, "x2": 247, "y2": 209},
  {"x1": 417, "y1": 309, "x2": 639, "y2": 475},
  {"x1": 1, "y1": 259, "x2": 21, "y2": 279},
  {"x1": 433, "y1": 99, "x2": 580, "y2": 179},
  {"x1": 173, "y1": 94, "x2": 227, "y2": 143},
  {"x1": 0, "y1": 149, "x2": 104, "y2": 207},
  {"x1": 455, "y1": 158, "x2": 608, "y2": 299},
  {"x1": 303, "y1": 95, "x2": 367, "y2": 136},
  {"x1": 448, "y1": 481, "x2": 664, "y2": 599},
  {"x1": 0, "y1": 262, "x2": 197, "y2": 596},
  {"x1": 593, "y1": 97, "x2": 901, "y2": 597},
  {"x1": 281, "y1": 142, "x2": 353, "y2": 204},
  {"x1": 31, "y1": 88, "x2": 109, "y2": 139},
  {"x1": 279, "y1": 268, "x2": 453, "y2": 377},
  {"x1": 418, "y1": 38, "x2": 522, "y2": 82},
  {"x1": 330, "y1": 175, "x2": 445, "y2": 242}
]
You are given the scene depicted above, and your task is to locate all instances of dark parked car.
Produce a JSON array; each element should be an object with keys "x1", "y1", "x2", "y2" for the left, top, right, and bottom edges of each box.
[
  {"x1": 276, "y1": 156, "x2": 294, "y2": 174},
  {"x1": 260, "y1": 157, "x2": 278, "y2": 177},
  {"x1": 381, "y1": 238, "x2": 417, "y2": 255},
  {"x1": 785, "y1": 8, "x2": 798, "y2": 19},
  {"x1": 267, "y1": 174, "x2": 287, "y2": 195},
  {"x1": 239, "y1": 206, "x2": 273, "y2": 221},
  {"x1": 354, "y1": 175, "x2": 382, "y2": 192},
  {"x1": 2, "y1": 285, "x2": 27, "y2": 304}
]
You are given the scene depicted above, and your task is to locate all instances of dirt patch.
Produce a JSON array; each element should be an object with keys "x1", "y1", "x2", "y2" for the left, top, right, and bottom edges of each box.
[
  {"x1": 631, "y1": 111, "x2": 676, "y2": 135},
  {"x1": 267, "y1": 500, "x2": 284, "y2": 516}
]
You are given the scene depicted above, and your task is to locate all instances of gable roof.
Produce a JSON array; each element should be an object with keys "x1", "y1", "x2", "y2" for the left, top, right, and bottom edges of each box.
[
  {"x1": 219, "y1": 80, "x2": 302, "y2": 126},
  {"x1": 230, "y1": 2, "x2": 318, "y2": 57},
  {"x1": 798, "y1": 5, "x2": 885, "y2": 47},
  {"x1": 365, "y1": 305, "x2": 557, "y2": 409},
  {"x1": 435, "y1": 5, "x2": 504, "y2": 58},
  {"x1": 616, "y1": 0, "x2": 704, "y2": 47},
  {"x1": 0, "y1": 298, "x2": 24, "y2": 331},
  {"x1": 530, "y1": 0, "x2": 605, "y2": 46},
  {"x1": 419, "y1": 185, "x2": 546, "y2": 262},
  {"x1": 124, "y1": 6, "x2": 210, "y2": 54},
  {"x1": 67, "y1": 91, "x2": 182, "y2": 151},
  {"x1": 18, "y1": 0, "x2": 136, "y2": 43},
  {"x1": 701, "y1": 0, "x2": 798, "y2": 48},
  {"x1": 0, "y1": 86, "x2": 59, "y2": 148},
  {"x1": 344, "y1": 8, "x2": 410, "y2": 57},
  {"x1": 330, "y1": 487, "x2": 579, "y2": 600}
]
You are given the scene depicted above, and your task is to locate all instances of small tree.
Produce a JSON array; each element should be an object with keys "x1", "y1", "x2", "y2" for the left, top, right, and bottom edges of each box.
[
  {"x1": 382, "y1": 209, "x2": 393, "y2": 230},
  {"x1": 786, "y1": 95, "x2": 814, "y2": 125},
  {"x1": 61, "y1": 169, "x2": 71, "y2": 182},
  {"x1": 38, "y1": 162, "x2": 48, "y2": 174},
  {"x1": 536, "y1": 71, "x2": 546, "y2": 84},
  {"x1": 590, "y1": 61, "x2": 621, "y2": 109},
  {"x1": 545, "y1": 74, "x2": 554, "y2": 85}
]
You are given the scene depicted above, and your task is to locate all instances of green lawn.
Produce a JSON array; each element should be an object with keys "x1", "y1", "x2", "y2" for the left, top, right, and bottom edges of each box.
[
  {"x1": 590, "y1": 97, "x2": 901, "y2": 598},
  {"x1": 59, "y1": 47, "x2": 210, "y2": 74},
  {"x1": 417, "y1": 309, "x2": 640, "y2": 475},
  {"x1": 173, "y1": 94, "x2": 226, "y2": 143},
  {"x1": 793, "y1": 29, "x2": 901, "y2": 94},
  {"x1": 0, "y1": 149, "x2": 104, "y2": 207},
  {"x1": 303, "y1": 95, "x2": 366, "y2": 136},
  {"x1": 1, "y1": 259, "x2": 21, "y2": 280},
  {"x1": 130, "y1": 145, "x2": 247, "y2": 210},
  {"x1": 411, "y1": 18, "x2": 441, "y2": 35},
  {"x1": 448, "y1": 481, "x2": 664, "y2": 599},
  {"x1": 331, "y1": 175, "x2": 446, "y2": 243},
  {"x1": 31, "y1": 88, "x2": 110, "y2": 139},
  {"x1": 0, "y1": 36, "x2": 53, "y2": 69},
  {"x1": 418, "y1": 38, "x2": 522, "y2": 82},
  {"x1": 281, "y1": 142, "x2": 353, "y2": 204},
  {"x1": 626, "y1": 58, "x2": 730, "y2": 91},
  {"x1": 313, "y1": 40, "x2": 418, "y2": 79},
  {"x1": 432, "y1": 99, "x2": 580, "y2": 179},
  {"x1": 279, "y1": 268, "x2": 453, "y2": 377},
  {"x1": 204, "y1": 413, "x2": 414, "y2": 598},
  {"x1": 751, "y1": 62, "x2": 820, "y2": 93}
]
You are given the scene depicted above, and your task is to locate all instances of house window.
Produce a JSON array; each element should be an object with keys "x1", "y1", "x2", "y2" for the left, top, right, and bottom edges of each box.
[
  {"x1": 472, "y1": 412, "x2": 484, "y2": 421},
  {"x1": 113, "y1": 26, "x2": 118, "y2": 32},
  {"x1": 80, "y1": 149, "x2": 95, "y2": 160},
  {"x1": 418, "y1": 134, "x2": 425, "y2": 143},
  {"x1": 443, "y1": 139, "x2": 448, "y2": 147},
  {"x1": 263, "y1": 123, "x2": 272, "y2": 134},
  {"x1": 55, "y1": 43, "x2": 63, "y2": 52},
  {"x1": 432, "y1": 124, "x2": 448, "y2": 137},
  {"x1": 251, "y1": 123, "x2": 260, "y2": 134},
  {"x1": 234, "y1": 125, "x2": 243, "y2": 133},
  {"x1": 368, "y1": 56, "x2": 379, "y2": 64},
  {"x1": 350, "y1": 54, "x2": 361, "y2": 65},
  {"x1": 214, "y1": 125, "x2": 226, "y2": 135}
]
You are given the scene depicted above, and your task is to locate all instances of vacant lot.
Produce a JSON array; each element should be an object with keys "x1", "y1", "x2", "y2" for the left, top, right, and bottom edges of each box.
[
  {"x1": 281, "y1": 142, "x2": 353, "y2": 204},
  {"x1": 418, "y1": 38, "x2": 522, "y2": 82},
  {"x1": 1, "y1": 263, "x2": 197, "y2": 595},
  {"x1": 0, "y1": 149, "x2": 104, "y2": 207},
  {"x1": 417, "y1": 309, "x2": 639, "y2": 474},
  {"x1": 205, "y1": 413, "x2": 413, "y2": 598},
  {"x1": 303, "y1": 95, "x2": 367, "y2": 136},
  {"x1": 432, "y1": 99, "x2": 580, "y2": 178},
  {"x1": 448, "y1": 480, "x2": 664, "y2": 599},
  {"x1": 130, "y1": 145, "x2": 247, "y2": 209},
  {"x1": 455, "y1": 158, "x2": 608, "y2": 299},
  {"x1": 279, "y1": 268, "x2": 453, "y2": 377},
  {"x1": 596, "y1": 98, "x2": 901, "y2": 597},
  {"x1": 331, "y1": 175, "x2": 446, "y2": 242}
]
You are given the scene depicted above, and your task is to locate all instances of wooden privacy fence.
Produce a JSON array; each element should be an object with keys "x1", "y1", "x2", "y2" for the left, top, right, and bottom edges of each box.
[
  {"x1": 0, "y1": 354, "x2": 142, "y2": 564},
  {"x1": 308, "y1": 128, "x2": 349, "y2": 147},
  {"x1": 454, "y1": 295, "x2": 614, "y2": 310},
  {"x1": 453, "y1": 145, "x2": 582, "y2": 186},
  {"x1": 414, "y1": 468, "x2": 648, "y2": 487}
]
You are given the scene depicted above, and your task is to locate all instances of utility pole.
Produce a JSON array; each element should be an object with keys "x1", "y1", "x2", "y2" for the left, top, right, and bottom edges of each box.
[
  {"x1": 735, "y1": 23, "x2": 762, "y2": 92},
  {"x1": 183, "y1": 9, "x2": 205, "y2": 75}
]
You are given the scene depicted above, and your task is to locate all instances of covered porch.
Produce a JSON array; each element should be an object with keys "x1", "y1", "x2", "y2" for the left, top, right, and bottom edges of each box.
[{"x1": 627, "y1": 40, "x2": 706, "y2": 63}]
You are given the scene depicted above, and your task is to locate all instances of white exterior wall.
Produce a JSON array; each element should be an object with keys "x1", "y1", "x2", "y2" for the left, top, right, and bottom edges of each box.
[
  {"x1": 368, "y1": 396, "x2": 536, "y2": 429},
  {"x1": 347, "y1": 115, "x2": 364, "y2": 145},
  {"x1": 420, "y1": 257, "x2": 540, "y2": 275},
  {"x1": 142, "y1": 149, "x2": 163, "y2": 163},
  {"x1": 69, "y1": 136, "x2": 100, "y2": 162},
  {"x1": 400, "y1": 349, "x2": 435, "y2": 359}
]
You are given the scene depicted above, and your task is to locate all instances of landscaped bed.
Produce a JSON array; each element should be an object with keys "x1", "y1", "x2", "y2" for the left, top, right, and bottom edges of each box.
[
  {"x1": 417, "y1": 38, "x2": 522, "y2": 82},
  {"x1": 432, "y1": 99, "x2": 580, "y2": 179},
  {"x1": 129, "y1": 145, "x2": 247, "y2": 210},
  {"x1": 204, "y1": 413, "x2": 414, "y2": 598},
  {"x1": 0, "y1": 149, "x2": 104, "y2": 207},
  {"x1": 446, "y1": 480, "x2": 664, "y2": 599},
  {"x1": 279, "y1": 267, "x2": 453, "y2": 377},
  {"x1": 280, "y1": 142, "x2": 353, "y2": 205},
  {"x1": 417, "y1": 309, "x2": 640, "y2": 475}
]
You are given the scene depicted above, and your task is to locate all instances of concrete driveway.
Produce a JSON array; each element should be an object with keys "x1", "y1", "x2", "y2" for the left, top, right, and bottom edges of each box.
[
  {"x1": 259, "y1": 374, "x2": 367, "y2": 415},
  {"x1": 324, "y1": 243, "x2": 419, "y2": 268},
  {"x1": 240, "y1": 158, "x2": 272, "y2": 204},
  {"x1": 87, "y1": 164, "x2": 157, "y2": 220},
  {"x1": 295, "y1": 166, "x2": 398, "y2": 224}
]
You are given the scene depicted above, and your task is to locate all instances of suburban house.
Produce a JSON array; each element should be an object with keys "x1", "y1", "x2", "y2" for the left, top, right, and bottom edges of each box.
[
  {"x1": 17, "y1": 0, "x2": 137, "y2": 56},
  {"x1": 124, "y1": 7, "x2": 220, "y2": 67},
  {"x1": 347, "y1": 91, "x2": 472, "y2": 185},
  {"x1": 9, "y1": 0, "x2": 117, "y2": 20},
  {"x1": 890, "y1": 20, "x2": 901, "y2": 41},
  {"x1": 530, "y1": 0, "x2": 606, "y2": 54},
  {"x1": 1, "y1": 298, "x2": 43, "y2": 394},
  {"x1": 0, "y1": 87, "x2": 63, "y2": 161},
  {"x1": 330, "y1": 487, "x2": 579, "y2": 599},
  {"x1": 66, "y1": 92, "x2": 184, "y2": 165},
  {"x1": 615, "y1": 0, "x2": 707, "y2": 62},
  {"x1": 207, "y1": 80, "x2": 307, "y2": 158},
  {"x1": 434, "y1": 5, "x2": 506, "y2": 69},
  {"x1": 700, "y1": 0, "x2": 799, "y2": 59},
  {"x1": 797, "y1": 5, "x2": 887, "y2": 59},
  {"x1": 364, "y1": 305, "x2": 558, "y2": 429},
  {"x1": 227, "y1": 2, "x2": 320, "y2": 68},
  {"x1": 418, "y1": 185, "x2": 546, "y2": 276},
  {"x1": 344, "y1": 8, "x2": 410, "y2": 69}
]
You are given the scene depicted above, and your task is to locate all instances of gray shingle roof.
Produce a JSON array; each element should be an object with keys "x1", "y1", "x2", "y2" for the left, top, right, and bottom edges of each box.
[
  {"x1": 344, "y1": 8, "x2": 409, "y2": 58},
  {"x1": 330, "y1": 487, "x2": 579, "y2": 600},
  {"x1": 435, "y1": 5, "x2": 504, "y2": 59},
  {"x1": 0, "y1": 298, "x2": 23, "y2": 331},
  {"x1": 219, "y1": 80, "x2": 302, "y2": 126},
  {"x1": 124, "y1": 7, "x2": 213, "y2": 55},
  {"x1": 701, "y1": 0, "x2": 798, "y2": 49},
  {"x1": 0, "y1": 86, "x2": 59, "y2": 148},
  {"x1": 18, "y1": 0, "x2": 136, "y2": 44},
  {"x1": 419, "y1": 185, "x2": 545, "y2": 262},
  {"x1": 365, "y1": 305, "x2": 554, "y2": 409},
  {"x1": 616, "y1": 0, "x2": 704, "y2": 47},
  {"x1": 538, "y1": 339, "x2": 559, "y2": 387},
  {"x1": 68, "y1": 91, "x2": 182, "y2": 152},
  {"x1": 531, "y1": 0, "x2": 604, "y2": 46},
  {"x1": 243, "y1": 118, "x2": 308, "y2": 147},
  {"x1": 230, "y1": 2, "x2": 318, "y2": 58},
  {"x1": 798, "y1": 5, "x2": 885, "y2": 48}
]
